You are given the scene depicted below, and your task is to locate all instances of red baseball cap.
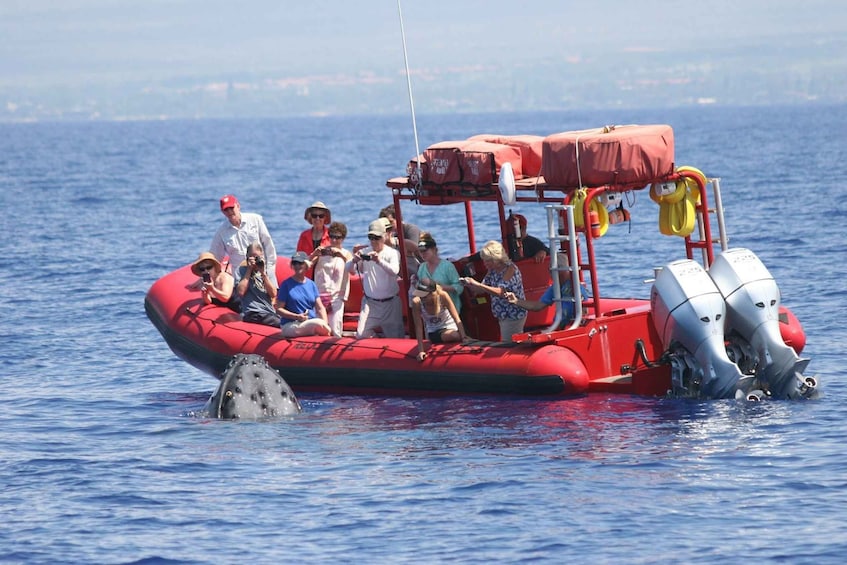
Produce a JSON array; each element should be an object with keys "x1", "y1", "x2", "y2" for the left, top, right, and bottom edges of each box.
[
  {"x1": 514, "y1": 213, "x2": 527, "y2": 228},
  {"x1": 219, "y1": 194, "x2": 239, "y2": 210}
]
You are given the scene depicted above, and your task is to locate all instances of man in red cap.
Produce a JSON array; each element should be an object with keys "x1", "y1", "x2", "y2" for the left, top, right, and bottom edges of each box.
[{"x1": 210, "y1": 194, "x2": 278, "y2": 286}]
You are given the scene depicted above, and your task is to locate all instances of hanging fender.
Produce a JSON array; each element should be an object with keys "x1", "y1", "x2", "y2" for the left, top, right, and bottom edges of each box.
[
  {"x1": 572, "y1": 188, "x2": 609, "y2": 238},
  {"x1": 656, "y1": 166, "x2": 705, "y2": 237}
]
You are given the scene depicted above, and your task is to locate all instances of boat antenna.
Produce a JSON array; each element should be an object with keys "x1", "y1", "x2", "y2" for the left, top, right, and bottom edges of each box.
[{"x1": 397, "y1": 0, "x2": 422, "y2": 188}]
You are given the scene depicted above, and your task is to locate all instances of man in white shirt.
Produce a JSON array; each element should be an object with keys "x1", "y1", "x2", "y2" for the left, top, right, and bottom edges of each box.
[
  {"x1": 210, "y1": 194, "x2": 277, "y2": 286},
  {"x1": 348, "y1": 220, "x2": 404, "y2": 338}
]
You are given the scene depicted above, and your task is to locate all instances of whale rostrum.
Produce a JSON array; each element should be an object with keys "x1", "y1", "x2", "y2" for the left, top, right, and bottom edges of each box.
[{"x1": 204, "y1": 354, "x2": 302, "y2": 419}]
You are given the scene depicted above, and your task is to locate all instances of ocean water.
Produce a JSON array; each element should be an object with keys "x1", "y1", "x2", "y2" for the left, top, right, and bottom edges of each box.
[{"x1": 1, "y1": 104, "x2": 846, "y2": 564}]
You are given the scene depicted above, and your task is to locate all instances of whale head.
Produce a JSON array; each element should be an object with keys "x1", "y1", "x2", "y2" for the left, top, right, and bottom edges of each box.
[{"x1": 205, "y1": 354, "x2": 302, "y2": 419}]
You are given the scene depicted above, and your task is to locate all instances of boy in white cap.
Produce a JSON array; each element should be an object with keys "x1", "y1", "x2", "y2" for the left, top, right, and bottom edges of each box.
[{"x1": 348, "y1": 220, "x2": 403, "y2": 338}]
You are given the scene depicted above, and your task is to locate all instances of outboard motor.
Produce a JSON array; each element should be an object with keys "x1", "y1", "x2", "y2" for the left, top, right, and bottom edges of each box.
[
  {"x1": 708, "y1": 248, "x2": 816, "y2": 399},
  {"x1": 651, "y1": 259, "x2": 746, "y2": 398}
]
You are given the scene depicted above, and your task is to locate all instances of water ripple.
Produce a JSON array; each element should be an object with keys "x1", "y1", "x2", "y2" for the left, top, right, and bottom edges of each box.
[{"x1": 1, "y1": 107, "x2": 846, "y2": 563}]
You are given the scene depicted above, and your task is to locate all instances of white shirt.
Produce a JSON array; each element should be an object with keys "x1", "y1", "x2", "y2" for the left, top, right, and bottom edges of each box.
[
  {"x1": 349, "y1": 246, "x2": 400, "y2": 300},
  {"x1": 210, "y1": 212, "x2": 277, "y2": 284}
]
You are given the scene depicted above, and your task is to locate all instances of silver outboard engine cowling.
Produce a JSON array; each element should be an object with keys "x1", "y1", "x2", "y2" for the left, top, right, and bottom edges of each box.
[
  {"x1": 708, "y1": 248, "x2": 815, "y2": 399},
  {"x1": 651, "y1": 259, "x2": 745, "y2": 398}
]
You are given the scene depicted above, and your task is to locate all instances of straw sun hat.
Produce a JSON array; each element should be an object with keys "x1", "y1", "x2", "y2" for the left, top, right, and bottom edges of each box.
[
  {"x1": 304, "y1": 201, "x2": 331, "y2": 223},
  {"x1": 191, "y1": 252, "x2": 222, "y2": 276}
]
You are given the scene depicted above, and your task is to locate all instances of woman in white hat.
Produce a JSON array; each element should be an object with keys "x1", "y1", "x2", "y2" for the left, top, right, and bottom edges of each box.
[
  {"x1": 190, "y1": 251, "x2": 238, "y2": 311},
  {"x1": 296, "y1": 201, "x2": 332, "y2": 257}
]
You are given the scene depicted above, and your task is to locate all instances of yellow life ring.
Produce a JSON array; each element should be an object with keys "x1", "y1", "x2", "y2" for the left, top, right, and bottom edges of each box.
[
  {"x1": 572, "y1": 188, "x2": 609, "y2": 237},
  {"x1": 676, "y1": 165, "x2": 705, "y2": 204},
  {"x1": 677, "y1": 166, "x2": 706, "y2": 189}
]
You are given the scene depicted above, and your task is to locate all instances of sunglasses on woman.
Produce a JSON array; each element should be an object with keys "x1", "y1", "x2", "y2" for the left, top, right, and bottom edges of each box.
[
  {"x1": 310, "y1": 213, "x2": 326, "y2": 219},
  {"x1": 198, "y1": 264, "x2": 215, "y2": 272}
]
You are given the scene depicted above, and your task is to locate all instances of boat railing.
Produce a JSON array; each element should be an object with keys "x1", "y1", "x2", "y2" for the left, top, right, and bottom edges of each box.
[
  {"x1": 543, "y1": 204, "x2": 583, "y2": 331},
  {"x1": 705, "y1": 176, "x2": 728, "y2": 258},
  {"x1": 678, "y1": 172, "x2": 727, "y2": 268}
]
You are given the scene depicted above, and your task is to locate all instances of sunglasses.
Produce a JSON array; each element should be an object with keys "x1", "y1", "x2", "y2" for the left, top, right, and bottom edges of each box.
[
  {"x1": 329, "y1": 234, "x2": 344, "y2": 240},
  {"x1": 198, "y1": 264, "x2": 215, "y2": 272},
  {"x1": 368, "y1": 235, "x2": 383, "y2": 241},
  {"x1": 291, "y1": 261, "x2": 306, "y2": 266},
  {"x1": 310, "y1": 213, "x2": 326, "y2": 219}
]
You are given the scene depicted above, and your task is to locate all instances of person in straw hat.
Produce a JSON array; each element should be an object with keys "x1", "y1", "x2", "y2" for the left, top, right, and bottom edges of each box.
[
  {"x1": 190, "y1": 251, "x2": 238, "y2": 311},
  {"x1": 296, "y1": 201, "x2": 332, "y2": 258}
]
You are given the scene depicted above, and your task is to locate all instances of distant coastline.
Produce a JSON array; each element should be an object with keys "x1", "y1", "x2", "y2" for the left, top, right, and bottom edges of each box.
[{"x1": 2, "y1": 42, "x2": 845, "y2": 123}]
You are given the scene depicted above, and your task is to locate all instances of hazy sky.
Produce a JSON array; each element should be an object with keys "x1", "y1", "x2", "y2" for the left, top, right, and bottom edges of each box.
[{"x1": 2, "y1": 0, "x2": 845, "y2": 88}]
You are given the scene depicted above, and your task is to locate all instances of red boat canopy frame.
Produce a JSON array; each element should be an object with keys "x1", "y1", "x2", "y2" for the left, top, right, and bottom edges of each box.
[{"x1": 387, "y1": 124, "x2": 722, "y2": 323}]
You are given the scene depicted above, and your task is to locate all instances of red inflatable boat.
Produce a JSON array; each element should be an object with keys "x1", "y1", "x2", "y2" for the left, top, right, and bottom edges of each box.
[{"x1": 146, "y1": 124, "x2": 815, "y2": 399}]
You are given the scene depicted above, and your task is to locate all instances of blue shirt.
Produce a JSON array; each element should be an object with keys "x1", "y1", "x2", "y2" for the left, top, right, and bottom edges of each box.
[
  {"x1": 540, "y1": 280, "x2": 589, "y2": 323},
  {"x1": 417, "y1": 259, "x2": 463, "y2": 313},
  {"x1": 277, "y1": 277, "x2": 321, "y2": 321},
  {"x1": 237, "y1": 266, "x2": 277, "y2": 320}
]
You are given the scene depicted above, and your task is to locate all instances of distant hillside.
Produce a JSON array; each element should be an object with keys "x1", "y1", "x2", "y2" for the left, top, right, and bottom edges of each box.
[{"x1": 2, "y1": 37, "x2": 845, "y2": 122}]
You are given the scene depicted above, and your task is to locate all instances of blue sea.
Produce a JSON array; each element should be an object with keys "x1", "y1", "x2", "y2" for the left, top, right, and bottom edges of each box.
[{"x1": 1, "y1": 105, "x2": 846, "y2": 564}]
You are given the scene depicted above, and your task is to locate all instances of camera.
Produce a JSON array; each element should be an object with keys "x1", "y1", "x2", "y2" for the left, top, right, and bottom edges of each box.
[
  {"x1": 254, "y1": 257, "x2": 265, "y2": 268},
  {"x1": 360, "y1": 252, "x2": 373, "y2": 261},
  {"x1": 321, "y1": 247, "x2": 334, "y2": 256},
  {"x1": 202, "y1": 273, "x2": 212, "y2": 283}
]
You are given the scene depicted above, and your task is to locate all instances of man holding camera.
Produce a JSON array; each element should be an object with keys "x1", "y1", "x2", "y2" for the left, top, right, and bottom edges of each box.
[
  {"x1": 235, "y1": 242, "x2": 279, "y2": 327},
  {"x1": 348, "y1": 220, "x2": 403, "y2": 338}
]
